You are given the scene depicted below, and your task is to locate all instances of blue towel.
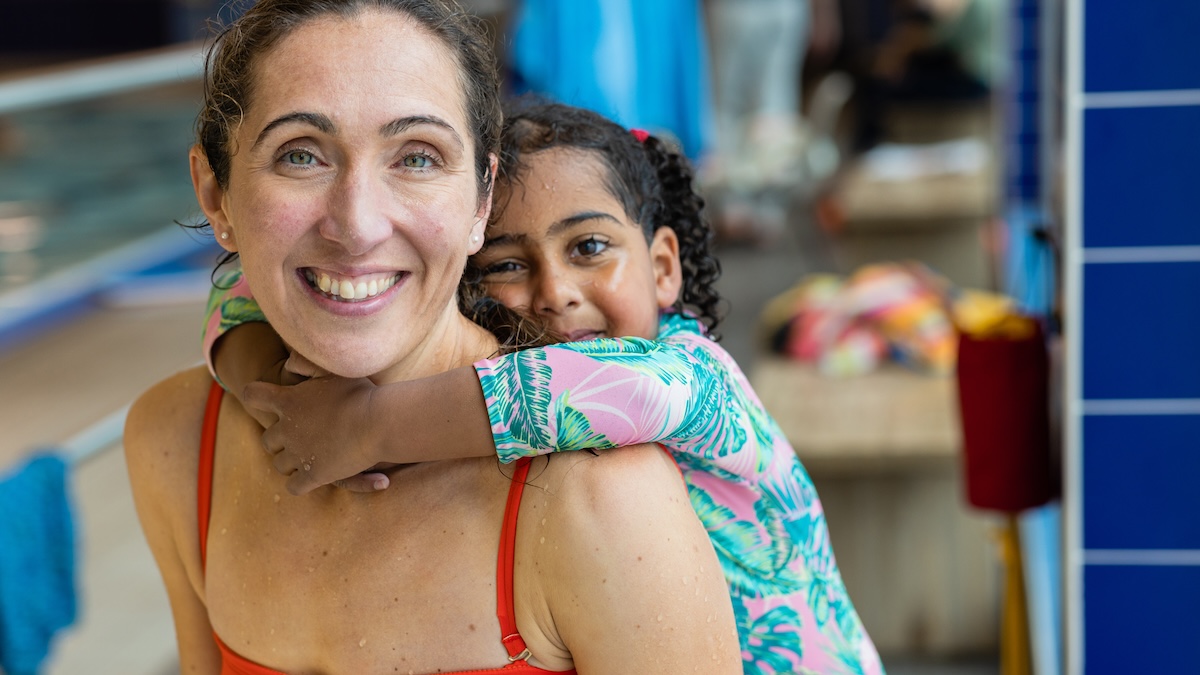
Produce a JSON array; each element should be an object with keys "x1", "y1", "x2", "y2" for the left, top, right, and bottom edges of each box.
[{"x1": 0, "y1": 453, "x2": 77, "y2": 675}]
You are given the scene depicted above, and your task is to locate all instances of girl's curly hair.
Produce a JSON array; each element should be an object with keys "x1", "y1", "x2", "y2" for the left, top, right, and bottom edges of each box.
[{"x1": 481, "y1": 97, "x2": 724, "y2": 338}]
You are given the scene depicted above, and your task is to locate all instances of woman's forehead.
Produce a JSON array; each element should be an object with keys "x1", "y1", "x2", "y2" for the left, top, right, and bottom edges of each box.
[{"x1": 243, "y1": 10, "x2": 469, "y2": 139}]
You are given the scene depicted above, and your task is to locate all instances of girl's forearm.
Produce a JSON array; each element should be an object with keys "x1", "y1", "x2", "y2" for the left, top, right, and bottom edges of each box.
[{"x1": 371, "y1": 365, "x2": 497, "y2": 463}]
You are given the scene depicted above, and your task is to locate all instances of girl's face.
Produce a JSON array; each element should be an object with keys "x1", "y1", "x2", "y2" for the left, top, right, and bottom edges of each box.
[
  {"x1": 192, "y1": 10, "x2": 493, "y2": 380},
  {"x1": 473, "y1": 148, "x2": 681, "y2": 341}
]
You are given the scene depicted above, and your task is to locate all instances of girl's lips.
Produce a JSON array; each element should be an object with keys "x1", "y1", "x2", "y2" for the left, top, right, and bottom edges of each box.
[{"x1": 564, "y1": 329, "x2": 604, "y2": 342}]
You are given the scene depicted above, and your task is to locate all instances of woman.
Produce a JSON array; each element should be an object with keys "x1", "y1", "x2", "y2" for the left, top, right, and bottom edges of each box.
[{"x1": 123, "y1": 1, "x2": 740, "y2": 673}]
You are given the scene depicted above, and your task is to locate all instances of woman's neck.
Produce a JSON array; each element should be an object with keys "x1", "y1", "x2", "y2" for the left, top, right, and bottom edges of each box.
[{"x1": 369, "y1": 311, "x2": 499, "y2": 385}]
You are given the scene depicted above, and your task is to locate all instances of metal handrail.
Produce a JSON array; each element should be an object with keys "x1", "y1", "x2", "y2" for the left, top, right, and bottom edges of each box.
[{"x1": 0, "y1": 43, "x2": 204, "y2": 114}]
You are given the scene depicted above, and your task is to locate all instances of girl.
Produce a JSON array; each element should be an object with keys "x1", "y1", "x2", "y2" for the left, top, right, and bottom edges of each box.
[{"x1": 207, "y1": 99, "x2": 884, "y2": 675}]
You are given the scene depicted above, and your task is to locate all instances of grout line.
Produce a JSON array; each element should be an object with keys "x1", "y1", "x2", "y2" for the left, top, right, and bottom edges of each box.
[
  {"x1": 1082, "y1": 399, "x2": 1200, "y2": 416},
  {"x1": 1083, "y1": 246, "x2": 1200, "y2": 263},
  {"x1": 1085, "y1": 549, "x2": 1200, "y2": 566},
  {"x1": 1083, "y1": 89, "x2": 1200, "y2": 109}
]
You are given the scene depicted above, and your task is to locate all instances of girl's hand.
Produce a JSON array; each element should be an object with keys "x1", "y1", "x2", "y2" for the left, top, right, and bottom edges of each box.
[{"x1": 242, "y1": 376, "x2": 390, "y2": 495}]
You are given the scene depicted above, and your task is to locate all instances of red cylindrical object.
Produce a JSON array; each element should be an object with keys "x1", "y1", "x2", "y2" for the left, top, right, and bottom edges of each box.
[{"x1": 956, "y1": 323, "x2": 1056, "y2": 512}]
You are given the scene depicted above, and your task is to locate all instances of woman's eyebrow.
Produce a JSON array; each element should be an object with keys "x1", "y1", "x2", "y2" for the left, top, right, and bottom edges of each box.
[
  {"x1": 253, "y1": 111, "x2": 333, "y2": 149},
  {"x1": 250, "y1": 113, "x2": 463, "y2": 151},
  {"x1": 380, "y1": 115, "x2": 464, "y2": 151}
]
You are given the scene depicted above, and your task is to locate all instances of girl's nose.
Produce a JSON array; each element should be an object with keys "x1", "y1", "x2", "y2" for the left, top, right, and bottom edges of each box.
[{"x1": 533, "y1": 265, "x2": 584, "y2": 316}]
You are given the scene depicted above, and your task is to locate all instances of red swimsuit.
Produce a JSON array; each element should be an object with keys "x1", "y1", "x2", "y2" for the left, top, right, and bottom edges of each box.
[{"x1": 197, "y1": 381, "x2": 576, "y2": 675}]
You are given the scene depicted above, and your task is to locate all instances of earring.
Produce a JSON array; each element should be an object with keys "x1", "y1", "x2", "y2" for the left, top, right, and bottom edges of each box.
[
  {"x1": 470, "y1": 233, "x2": 480, "y2": 245},
  {"x1": 220, "y1": 232, "x2": 229, "y2": 241}
]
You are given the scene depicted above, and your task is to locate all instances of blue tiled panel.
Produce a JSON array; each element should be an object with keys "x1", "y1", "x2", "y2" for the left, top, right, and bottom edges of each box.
[
  {"x1": 1083, "y1": 565, "x2": 1200, "y2": 674},
  {"x1": 1083, "y1": 106, "x2": 1200, "y2": 248},
  {"x1": 1083, "y1": 416, "x2": 1200, "y2": 550},
  {"x1": 1085, "y1": 1, "x2": 1200, "y2": 92},
  {"x1": 1083, "y1": 262, "x2": 1200, "y2": 399}
]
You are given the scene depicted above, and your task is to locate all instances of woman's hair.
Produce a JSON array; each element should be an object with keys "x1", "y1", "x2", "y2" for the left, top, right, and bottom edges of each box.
[
  {"x1": 196, "y1": 0, "x2": 500, "y2": 200},
  {"x1": 481, "y1": 98, "x2": 724, "y2": 337}
]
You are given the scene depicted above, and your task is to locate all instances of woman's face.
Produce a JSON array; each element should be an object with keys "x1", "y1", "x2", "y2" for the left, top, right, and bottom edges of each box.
[{"x1": 193, "y1": 9, "x2": 491, "y2": 379}]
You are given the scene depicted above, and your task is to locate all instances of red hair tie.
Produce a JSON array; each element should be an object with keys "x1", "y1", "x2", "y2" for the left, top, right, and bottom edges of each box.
[{"x1": 630, "y1": 128, "x2": 650, "y2": 143}]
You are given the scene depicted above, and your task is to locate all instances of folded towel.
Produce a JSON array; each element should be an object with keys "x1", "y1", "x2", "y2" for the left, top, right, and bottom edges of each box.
[{"x1": 0, "y1": 452, "x2": 77, "y2": 675}]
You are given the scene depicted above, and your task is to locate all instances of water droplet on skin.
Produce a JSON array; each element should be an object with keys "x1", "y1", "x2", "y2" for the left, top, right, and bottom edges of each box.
[
  {"x1": 656, "y1": 614, "x2": 663, "y2": 622},
  {"x1": 359, "y1": 638, "x2": 367, "y2": 647},
  {"x1": 220, "y1": 528, "x2": 227, "y2": 535},
  {"x1": 273, "y1": 494, "x2": 281, "y2": 503},
  {"x1": 539, "y1": 537, "x2": 545, "y2": 544},
  {"x1": 681, "y1": 576, "x2": 688, "y2": 585}
]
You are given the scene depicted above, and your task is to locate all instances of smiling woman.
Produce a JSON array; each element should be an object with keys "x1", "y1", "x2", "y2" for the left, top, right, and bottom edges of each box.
[{"x1": 122, "y1": 1, "x2": 740, "y2": 674}]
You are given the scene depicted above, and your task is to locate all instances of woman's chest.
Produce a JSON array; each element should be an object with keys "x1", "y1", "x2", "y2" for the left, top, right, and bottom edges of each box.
[{"x1": 202, "y1": 460, "x2": 514, "y2": 672}]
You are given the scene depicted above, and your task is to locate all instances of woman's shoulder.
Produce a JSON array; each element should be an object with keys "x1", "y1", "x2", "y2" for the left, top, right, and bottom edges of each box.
[
  {"x1": 531, "y1": 443, "x2": 685, "y2": 513},
  {"x1": 124, "y1": 366, "x2": 215, "y2": 502},
  {"x1": 525, "y1": 444, "x2": 695, "y2": 566},
  {"x1": 517, "y1": 444, "x2": 742, "y2": 672}
]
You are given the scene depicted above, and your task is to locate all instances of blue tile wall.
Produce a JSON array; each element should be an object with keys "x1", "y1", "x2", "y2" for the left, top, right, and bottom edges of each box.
[
  {"x1": 1083, "y1": 565, "x2": 1200, "y2": 673},
  {"x1": 1083, "y1": 106, "x2": 1200, "y2": 248},
  {"x1": 1083, "y1": 416, "x2": 1200, "y2": 550},
  {"x1": 1085, "y1": 0, "x2": 1200, "y2": 92},
  {"x1": 1082, "y1": 262, "x2": 1200, "y2": 400}
]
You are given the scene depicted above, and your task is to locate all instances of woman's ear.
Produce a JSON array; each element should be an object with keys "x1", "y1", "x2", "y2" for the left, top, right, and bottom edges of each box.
[
  {"x1": 190, "y1": 145, "x2": 237, "y2": 252},
  {"x1": 650, "y1": 227, "x2": 683, "y2": 310},
  {"x1": 469, "y1": 153, "x2": 500, "y2": 254}
]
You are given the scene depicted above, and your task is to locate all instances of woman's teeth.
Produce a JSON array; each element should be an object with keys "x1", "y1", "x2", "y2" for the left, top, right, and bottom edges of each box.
[{"x1": 305, "y1": 270, "x2": 400, "y2": 301}]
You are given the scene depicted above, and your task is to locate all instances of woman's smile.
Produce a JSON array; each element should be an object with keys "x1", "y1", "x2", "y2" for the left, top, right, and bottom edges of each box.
[{"x1": 301, "y1": 267, "x2": 406, "y2": 302}]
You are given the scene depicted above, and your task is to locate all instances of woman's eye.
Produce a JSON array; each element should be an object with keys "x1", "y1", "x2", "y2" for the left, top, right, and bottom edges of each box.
[
  {"x1": 403, "y1": 153, "x2": 434, "y2": 169},
  {"x1": 284, "y1": 150, "x2": 316, "y2": 166},
  {"x1": 575, "y1": 237, "x2": 608, "y2": 257}
]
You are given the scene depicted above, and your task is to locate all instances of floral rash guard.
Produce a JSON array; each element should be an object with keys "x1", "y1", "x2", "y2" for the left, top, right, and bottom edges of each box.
[{"x1": 203, "y1": 269, "x2": 884, "y2": 675}]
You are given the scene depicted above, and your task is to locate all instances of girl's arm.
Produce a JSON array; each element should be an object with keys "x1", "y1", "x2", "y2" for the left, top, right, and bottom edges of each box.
[
  {"x1": 208, "y1": 276, "x2": 767, "y2": 489},
  {"x1": 242, "y1": 314, "x2": 773, "y2": 493},
  {"x1": 202, "y1": 271, "x2": 311, "y2": 428},
  {"x1": 476, "y1": 313, "x2": 773, "y2": 475}
]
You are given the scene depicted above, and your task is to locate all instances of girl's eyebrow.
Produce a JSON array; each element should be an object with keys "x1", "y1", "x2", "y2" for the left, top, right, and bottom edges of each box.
[
  {"x1": 546, "y1": 211, "x2": 621, "y2": 236},
  {"x1": 484, "y1": 211, "x2": 621, "y2": 249}
]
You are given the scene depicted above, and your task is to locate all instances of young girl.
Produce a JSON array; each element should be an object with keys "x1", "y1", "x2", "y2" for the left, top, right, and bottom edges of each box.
[{"x1": 204, "y1": 100, "x2": 884, "y2": 675}]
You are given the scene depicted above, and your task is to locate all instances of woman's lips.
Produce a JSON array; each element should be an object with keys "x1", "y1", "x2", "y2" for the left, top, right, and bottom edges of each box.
[{"x1": 302, "y1": 268, "x2": 404, "y2": 302}]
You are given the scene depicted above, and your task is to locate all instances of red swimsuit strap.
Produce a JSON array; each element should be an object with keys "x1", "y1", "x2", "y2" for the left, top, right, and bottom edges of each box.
[
  {"x1": 198, "y1": 380, "x2": 224, "y2": 571},
  {"x1": 497, "y1": 457, "x2": 534, "y2": 662}
]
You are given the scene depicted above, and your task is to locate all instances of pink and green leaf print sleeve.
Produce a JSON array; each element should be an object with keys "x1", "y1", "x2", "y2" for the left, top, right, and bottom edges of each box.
[
  {"x1": 201, "y1": 268, "x2": 267, "y2": 386},
  {"x1": 474, "y1": 313, "x2": 776, "y2": 475}
]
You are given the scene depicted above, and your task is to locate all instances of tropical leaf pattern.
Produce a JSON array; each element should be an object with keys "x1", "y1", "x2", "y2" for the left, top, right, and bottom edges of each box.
[
  {"x1": 201, "y1": 297, "x2": 886, "y2": 674},
  {"x1": 478, "y1": 348, "x2": 554, "y2": 456}
]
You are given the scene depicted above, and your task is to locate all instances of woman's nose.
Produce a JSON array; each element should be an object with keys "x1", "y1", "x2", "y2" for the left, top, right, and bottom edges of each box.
[{"x1": 320, "y1": 170, "x2": 394, "y2": 255}]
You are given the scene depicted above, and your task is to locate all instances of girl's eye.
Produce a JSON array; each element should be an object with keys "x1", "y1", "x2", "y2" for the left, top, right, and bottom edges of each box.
[
  {"x1": 482, "y1": 260, "x2": 523, "y2": 276},
  {"x1": 403, "y1": 153, "x2": 434, "y2": 169},
  {"x1": 575, "y1": 237, "x2": 608, "y2": 257},
  {"x1": 284, "y1": 150, "x2": 316, "y2": 165}
]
